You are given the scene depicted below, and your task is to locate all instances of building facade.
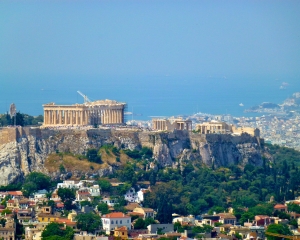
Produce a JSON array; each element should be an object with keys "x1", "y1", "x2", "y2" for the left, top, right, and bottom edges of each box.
[
  {"x1": 101, "y1": 212, "x2": 131, "y2": 234},
  {"x1": 196, "y1": 121, "x2": 260, "y2": 137},
  {"x1": 43, "y1": 99, "x2": 126, "y2": 126},
  {"x1": 195, "y1": 121, "x2": 232, "y2": 134},
  {"x1": 152, "y1": 117, "x2": 192, "y2": 131}
]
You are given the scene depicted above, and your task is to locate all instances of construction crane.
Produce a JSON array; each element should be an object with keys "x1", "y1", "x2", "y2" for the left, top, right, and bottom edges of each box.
[{"x1": 77, "y1": 91, "x2": 91, "y2": 104}]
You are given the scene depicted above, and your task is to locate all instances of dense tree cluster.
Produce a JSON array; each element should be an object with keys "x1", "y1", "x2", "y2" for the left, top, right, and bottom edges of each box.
[
  {"x1": 86, "y1": 148, "x2": 102, "y2": 163},
  {"x1": 0, "y1": 112, "x2": 43, "y2": 127},
  {"x1": 110, "y1": 143, "x2": 300, "y2": 224},
  {"x1": 22, "y1": 172, "x2": 52, "y2": 197},
  {"x1": 41, "y1": 222, "x2": 74, "y2": 240},
  {"x1": 76, "y1": 213, "x2": 102, "y2": 233},
  {"x1": 266, "y1": 223, "x2": 292, "y2": 240},
  {"x1": 134, "y1": 218, "x2": 156, "y2": 229},
  {"x1": 57, "y1": 188, "x2": 76, "y2": 210}
]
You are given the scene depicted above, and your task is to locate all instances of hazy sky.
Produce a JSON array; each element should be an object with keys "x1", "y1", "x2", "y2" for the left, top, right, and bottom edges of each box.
[
  {"x1": 1, "y1": 0, "x2": 299, "y2": 78},
  {"x1": 0, "y1": 1, "x2": 300, "y2": 117}
]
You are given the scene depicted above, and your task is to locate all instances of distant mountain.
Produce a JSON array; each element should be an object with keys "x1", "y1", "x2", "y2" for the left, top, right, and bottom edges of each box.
[
  {"x1": 281, "y1": 92, "x2": 300, "y2": 111},
  {"x1": 245, "y1": 92, "x2": 300, "y2": 114}
]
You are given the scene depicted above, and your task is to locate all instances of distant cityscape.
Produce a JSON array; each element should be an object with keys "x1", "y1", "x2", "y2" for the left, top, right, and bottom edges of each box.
[{"x1": 126, "y1": 111, "x2": 299, "y2": 151}]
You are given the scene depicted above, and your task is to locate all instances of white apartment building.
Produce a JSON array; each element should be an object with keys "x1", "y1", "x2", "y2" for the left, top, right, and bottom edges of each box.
[
  {"x1": 101, "y1": 212, "x2": 131, "y2": 234},
  {"x1": 57, "y1": 180, "x2": 83, "y2": 189},
  {"x1": 89, "y1": 185, "x2": 100, "y2": 197}
]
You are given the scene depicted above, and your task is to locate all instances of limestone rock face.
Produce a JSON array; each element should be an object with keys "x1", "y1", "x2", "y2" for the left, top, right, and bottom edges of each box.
[
  {"x1": 0, "y1": 127, "x2": 267, "y2": 185},
  {"x1": 153, "y1": 143, "x2": 173, "y2": 167}
]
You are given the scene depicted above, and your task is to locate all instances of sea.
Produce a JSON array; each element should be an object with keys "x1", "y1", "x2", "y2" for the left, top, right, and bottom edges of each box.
[{"x1": 1, "y1": 74, "x2": 299, "y2": 121}]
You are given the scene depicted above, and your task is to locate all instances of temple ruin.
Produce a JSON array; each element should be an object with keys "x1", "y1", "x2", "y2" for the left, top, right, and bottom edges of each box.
[
  {"x1": 43, "y1": 99, "x2": 126, "y2": 126},
  {"x1": 195, "y1": 121, "x2": 260, "y2": 137},
  {"x1": 152, "y1": 117, "x2": 192, "y2": 131}
]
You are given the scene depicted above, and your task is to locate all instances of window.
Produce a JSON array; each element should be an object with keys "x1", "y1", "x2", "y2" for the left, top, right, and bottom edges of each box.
[
  {"x1": 120, "y1": 220, "x2": 122, "y2": 224},
  {"x1": 127, "y1": 220, "x2": 129, "y2": 223},
  {"x1": 116, "y1": 220, "x2": 118, "y2": 224},
  {"x1": 111, "y1": 220, "x2": 114, "y2": 224}
]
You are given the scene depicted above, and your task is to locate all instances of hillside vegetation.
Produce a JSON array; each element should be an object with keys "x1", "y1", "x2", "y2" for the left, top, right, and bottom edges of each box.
[
  {"x1": 44, "y1": 144, "x2": 151, "y2": 175},
  {"x1": 44, "y1": 141, "x2": 300, "y2": 223}
]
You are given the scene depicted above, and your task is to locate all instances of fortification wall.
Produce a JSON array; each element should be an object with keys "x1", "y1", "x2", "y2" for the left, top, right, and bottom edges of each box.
[{"x1": 0, "y1": 128, "x2": 17, "y2": 145}]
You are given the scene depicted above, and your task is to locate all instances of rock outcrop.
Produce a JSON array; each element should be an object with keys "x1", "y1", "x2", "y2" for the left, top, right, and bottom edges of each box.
[{"x1": 0, "y1": 127, "x2": 267, "y2": 185}]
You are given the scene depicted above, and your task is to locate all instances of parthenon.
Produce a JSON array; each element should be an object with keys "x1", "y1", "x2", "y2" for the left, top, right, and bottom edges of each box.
[{"x1": 43, "y1": 99, "x2": 126, "y2": 126}]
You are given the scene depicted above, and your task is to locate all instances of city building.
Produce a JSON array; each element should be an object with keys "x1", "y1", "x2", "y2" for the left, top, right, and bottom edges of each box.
[{"x1": 101, "y1": 212, "x2": 131, "y2": 234}]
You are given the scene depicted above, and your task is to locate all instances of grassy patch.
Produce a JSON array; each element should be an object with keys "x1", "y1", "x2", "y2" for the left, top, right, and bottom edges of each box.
[{"x1": 45, "y1": 153, "x2": 106, "y2": 173}]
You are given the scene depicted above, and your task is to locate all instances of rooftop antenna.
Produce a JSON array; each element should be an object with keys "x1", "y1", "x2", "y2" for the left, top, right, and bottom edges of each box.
[
  {"x1": 77, "y1": 91, "x2": 91, "y2": 104},
  {"x1": 9, "y1": 103, "x2": 16, "y2": 126}
]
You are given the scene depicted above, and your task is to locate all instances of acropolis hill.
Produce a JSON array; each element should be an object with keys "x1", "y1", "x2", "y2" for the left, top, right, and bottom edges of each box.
[{"x1": 0, "y1": 126, "x2": 267, "y2": 186}]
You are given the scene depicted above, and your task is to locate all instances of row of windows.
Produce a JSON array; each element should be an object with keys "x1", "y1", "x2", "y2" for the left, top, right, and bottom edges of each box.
[{"x1": 103, "y1": 219, "x2": 130, "y2": 224}]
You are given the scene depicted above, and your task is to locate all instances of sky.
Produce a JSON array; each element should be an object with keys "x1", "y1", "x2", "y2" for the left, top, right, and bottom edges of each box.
[{"x1": 0, "y1": 0, "x2": 300, "y2": 117}]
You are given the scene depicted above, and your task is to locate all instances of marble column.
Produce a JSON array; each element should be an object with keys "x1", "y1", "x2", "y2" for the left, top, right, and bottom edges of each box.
[
  {"x1": 44, "y1": 110, "x2": 46, "y2": 125},
  {"x1": 59, "y1": 110, "x2": 62, "y2": 125},
  {"x1": 48, "y1": 110, "x2": 51, "y2": 125},
  {"x1": 51, "y1": 110, "x2": 53, "y2": 125},
  {"x1": 64, "y1": 110, "x2": 67, "y2": 125},
  {"x1": 70, "y1": 111, "x2": 73, "y2": 125}
]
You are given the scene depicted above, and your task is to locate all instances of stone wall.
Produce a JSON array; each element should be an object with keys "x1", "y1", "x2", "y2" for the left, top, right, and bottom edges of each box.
[{"x1": 0, "y1": 128, "x2": 17, "y2": 145}]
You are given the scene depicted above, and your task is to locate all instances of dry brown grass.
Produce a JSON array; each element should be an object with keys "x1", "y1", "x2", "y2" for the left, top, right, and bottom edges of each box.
[
  {"x1": 45, "y1": 149, "x2": 134, "y2": 174},
  {"x1": 99, "y1": 148, "x2": 132, "y2": 165},
  {"x1": 45, "y1": 153, "x2": 106, "y2": 173}
]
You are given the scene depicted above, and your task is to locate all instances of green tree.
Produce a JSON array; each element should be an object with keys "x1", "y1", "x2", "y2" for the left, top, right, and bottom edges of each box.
[
  {"x1": 22, "y1": 172, "x2": 52, "y2": 197},
  {"x1": 0, "y1": 218, "x2": 6, "y2": 227},
  {"x1": 290, "y1": 219, "x2": 298, "y2": 228},
  {"x1": 144, "y1": 218, "x2": 156, "y2": 227},
  {"x1": 134, "y1": 218, "x2": 145, "y2": 229},
  {"x1": 12, "y1": 112, "x2": 24, "y2": 126},
  {"x1": 76, "y1": 213, "x2": 102, "y2": 233},
  {"x1": 1, "y1": 209, "x2": 12, "y2": 216},
  {"x1": 41, "y1": 222, "x2": 74, "y2": 240},
  {"x1": 97, "y1": 179, "x2": 111, "y2": 192},
  {"x1": 97, "y1": 203, "x2": 109, "y2": 214},
  {"x1": 287, "y1": 203, "x2": 300, "y2": 214},
  {"x1": 86, "y1": 149, "x2": 101, "y2": 163},
  {"x1": 156, "y1": 197, "x2": 173, "y2": 224},
  {"x1": 266, "y1": 223, "x2": 292, "y2": 240},
  {"x1": 80, "y1": 200, "x2": 92, "y2": 207},
  {"x1": 240, "y1": 211, "x2": 255, "y2": 225},
  {"x1": 149, "y1": 171, "x2": 157, "y2": 186},
  {"x1": 57, "y1": 188, "x2": 75, "y2": 210},
  {"x1": 47, "y1": 200, "x2": 56, "y2": 209}
]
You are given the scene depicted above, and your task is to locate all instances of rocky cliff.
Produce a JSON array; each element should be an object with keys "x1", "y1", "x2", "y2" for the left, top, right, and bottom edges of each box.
[{"x1": 0, "y1": 127, "x2": 266, "y2": 185}]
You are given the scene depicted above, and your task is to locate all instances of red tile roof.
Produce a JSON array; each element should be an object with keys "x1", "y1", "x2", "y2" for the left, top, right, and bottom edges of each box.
[
  {"x1": 56, "y1": 203, "x2": 64, "y2": 208},
  {"x1": 8, "y1": 191, "x2": 23, "y2": 196},
  {"x1": 102, "y1": 212, "x2": 130, "y2": 218},
  {"x1": 115, "y1": 226, "x2": 128, "y2": 231},
  {"x1": 274, "y1": 204, "x2": 287, "y2": 209},
  {"x1": 55, "y1": 218, "x2": 77, "y2": 226},
  {"x1": 78, "y1": 191, "x2": 90, "y2": 196}
]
